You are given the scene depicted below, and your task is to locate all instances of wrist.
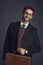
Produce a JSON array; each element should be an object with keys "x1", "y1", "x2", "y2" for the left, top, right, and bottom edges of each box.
[{"x1": 25, "y1": 50, "x2": 28, "y2": 54}]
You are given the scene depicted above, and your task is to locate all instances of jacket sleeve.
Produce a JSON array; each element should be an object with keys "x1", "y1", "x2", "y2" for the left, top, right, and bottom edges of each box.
[
  {"x1": 3, "y1": 23, "x2": 13, "y2": 61},
  {"x1": 26, "y1": 29, "x2": 41, "y2": 56},
  {"x1": 31, "y1": 29, "x2": 41, "y2": 54}
]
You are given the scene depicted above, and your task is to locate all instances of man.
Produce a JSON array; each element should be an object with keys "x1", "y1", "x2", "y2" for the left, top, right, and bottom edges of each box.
[{"x1": 3, "y1": 6, "x2": 41, "y2": 65}]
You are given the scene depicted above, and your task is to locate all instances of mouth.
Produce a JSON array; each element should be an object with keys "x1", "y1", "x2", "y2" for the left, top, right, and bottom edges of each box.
[
  {"x1": 23, "y1": 16, "x2": 30, "y2": 21},
  {"x1": 25, "y1": 17, "x2": 30, "y2": 20}
]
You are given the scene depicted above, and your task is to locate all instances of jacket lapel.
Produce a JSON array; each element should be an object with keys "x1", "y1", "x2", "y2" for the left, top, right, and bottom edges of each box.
[{"x1": 21, "y1": 24, "x2": 31, "y2": 48}]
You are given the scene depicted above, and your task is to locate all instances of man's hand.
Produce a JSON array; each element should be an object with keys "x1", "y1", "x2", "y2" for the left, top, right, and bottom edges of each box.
[{"x1": 17, "y1": 48, "x2": 26, "y2": 55}]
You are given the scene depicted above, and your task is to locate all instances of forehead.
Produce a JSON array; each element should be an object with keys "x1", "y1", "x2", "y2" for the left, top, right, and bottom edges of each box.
[{"x1": 24, "y1": 9, "x2": 33, "y2": 14}]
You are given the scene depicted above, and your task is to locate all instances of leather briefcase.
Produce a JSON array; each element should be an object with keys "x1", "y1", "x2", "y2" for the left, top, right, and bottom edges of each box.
[{"x1": 5, "y1": 53, "x2": 32, "y2": 65}]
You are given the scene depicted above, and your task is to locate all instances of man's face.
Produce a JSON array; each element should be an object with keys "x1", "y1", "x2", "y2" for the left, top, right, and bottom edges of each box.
[{"x1": 22, "y1": 9, "x2": 33, "y2": 22}]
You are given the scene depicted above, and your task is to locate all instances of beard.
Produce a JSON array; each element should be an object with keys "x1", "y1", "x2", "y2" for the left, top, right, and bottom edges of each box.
[{"x1": 23, "y1": 16, "x2": 31, "y2": 22}]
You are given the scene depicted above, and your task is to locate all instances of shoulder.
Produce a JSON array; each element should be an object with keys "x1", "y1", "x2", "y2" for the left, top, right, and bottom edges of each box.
[
  {"x1": 8, "y1": 21, "x2": 20, "y2": 29},
  {"x1": 29, "y1": 24, "x2": 37, "y2": 31},
  {"x1": 10, "y1": 21, "x2": 20, "y2": 26},
  {"x1": 29, "y1": 24, "x2": 37, "y2": 33},
  {"x1": 29, "y1": 24, "x2": 39, "y2": 37}
]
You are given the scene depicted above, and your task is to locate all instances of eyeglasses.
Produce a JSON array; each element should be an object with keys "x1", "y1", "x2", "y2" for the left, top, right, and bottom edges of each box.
[{"x1": 24, "y1": 12, "x2": 33, "y2": 16}]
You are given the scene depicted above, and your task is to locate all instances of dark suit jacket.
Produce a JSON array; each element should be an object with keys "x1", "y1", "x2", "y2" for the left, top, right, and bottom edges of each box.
[{"x1": 3, "y1": 21, "x2": 41, "y2": 60}]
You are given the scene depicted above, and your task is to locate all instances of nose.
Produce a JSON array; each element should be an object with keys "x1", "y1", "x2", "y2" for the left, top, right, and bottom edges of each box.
[{"x1": 27, "y1": 14, "x2": 30, "y2": 18}]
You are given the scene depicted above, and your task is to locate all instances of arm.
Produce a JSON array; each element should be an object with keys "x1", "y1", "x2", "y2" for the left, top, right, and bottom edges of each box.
[
  {"x1": 3, "y1": 23, "x2": 13, "y2": 61},
  {"x1": 28, "y1": 29, "x2": 41, "y2": 54},
  {"x1": 32, "y1": 29, "x2": 41, "y2": 54},
  {"x1": 25, "y1": 29, "x2": 41, "y2": 56}
]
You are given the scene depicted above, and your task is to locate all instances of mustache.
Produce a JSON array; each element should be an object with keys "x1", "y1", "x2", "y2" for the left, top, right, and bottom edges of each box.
[
  {"x1": 25, "y1": 16, "x2": 29, "y2": 18},
  {"x1": 25, "y1": 16, "x2": 30, "y2": 19}
]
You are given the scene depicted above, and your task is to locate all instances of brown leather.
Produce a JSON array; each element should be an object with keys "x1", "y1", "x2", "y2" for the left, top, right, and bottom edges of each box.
[{"x1": 5, "y1": 53, "x2": 32, "y2": 65}]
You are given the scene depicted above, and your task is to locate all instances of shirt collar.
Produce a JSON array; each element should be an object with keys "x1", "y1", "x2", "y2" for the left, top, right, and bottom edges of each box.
[{"x1": 21, "y1": 21, "x2": 29, "y2": 28}]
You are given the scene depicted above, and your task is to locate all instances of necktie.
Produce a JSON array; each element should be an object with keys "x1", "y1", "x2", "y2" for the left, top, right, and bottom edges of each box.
[{"x1": 22, "y1": 24, "x2": 25, "y2": 28}]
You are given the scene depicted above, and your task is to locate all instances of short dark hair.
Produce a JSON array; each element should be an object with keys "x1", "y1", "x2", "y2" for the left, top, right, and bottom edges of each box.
[{"x1": 23, "y1": 6, "x2": 35, "y2": 13}]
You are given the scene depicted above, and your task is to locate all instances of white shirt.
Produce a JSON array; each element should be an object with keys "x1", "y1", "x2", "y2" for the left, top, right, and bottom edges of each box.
[{"x1": 21, "y1": 21, "x2": 29, "y2": 29}]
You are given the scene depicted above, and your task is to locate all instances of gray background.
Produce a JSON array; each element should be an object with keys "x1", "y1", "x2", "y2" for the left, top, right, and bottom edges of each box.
[{"x1": 0, "y1": 0, "x2": 43, "y2": 65}]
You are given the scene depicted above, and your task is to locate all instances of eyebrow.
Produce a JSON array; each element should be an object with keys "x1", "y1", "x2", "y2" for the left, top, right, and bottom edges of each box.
[{"x1": 24, "y1": 11, "x2": 33, "y2": 15}]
